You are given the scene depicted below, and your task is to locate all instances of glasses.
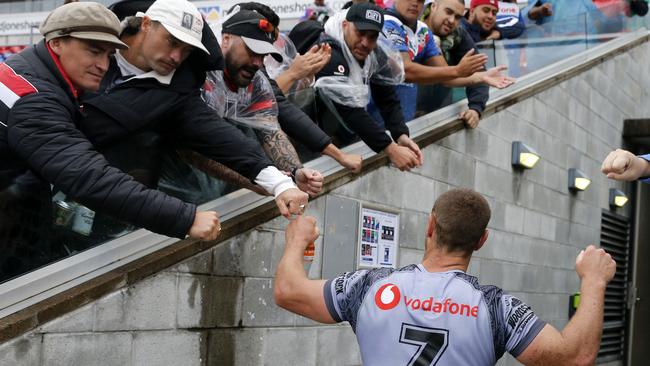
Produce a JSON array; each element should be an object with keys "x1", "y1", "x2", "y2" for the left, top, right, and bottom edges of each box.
[{"x1": 224, "y1": 18, "x2": 275, "y2": 35}]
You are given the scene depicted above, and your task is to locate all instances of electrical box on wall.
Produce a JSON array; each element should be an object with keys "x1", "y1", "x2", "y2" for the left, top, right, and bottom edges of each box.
[
  {"x1": 357, "y1": 205, "x2": 400, "y2": 269},
  {"x1": 321, "y1": 196, "x2": 360, "y2": 279}
]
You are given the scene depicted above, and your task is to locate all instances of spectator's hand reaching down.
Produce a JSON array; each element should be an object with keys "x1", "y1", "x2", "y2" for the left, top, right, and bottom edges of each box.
[
  {"x1": 295, "y1": 168, "x2": 324, "y2": 196},
  {"x1": 188, "y1": 211, "x2": 221, "y2": 241},
  {"x1": 460, "y1": 109, "x2": 480, "y2": 129},
  {"x1": 397, "y1": 134, "x2": 423, "y2": 166},
  {"x1": 486, "y1": 29, "x2": 501, "y2": 40},
  {"x1": 276, "y1": 188, "x2": 309, "y2": 218},
  {"x1": 339, "y1": 153, "x2": 363, "y2": 173}
]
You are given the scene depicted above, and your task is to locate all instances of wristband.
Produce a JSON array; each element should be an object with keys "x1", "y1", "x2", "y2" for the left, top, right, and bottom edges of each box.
[{"x1": 290, "y1": 167, "x2": 298, "y2": 183}]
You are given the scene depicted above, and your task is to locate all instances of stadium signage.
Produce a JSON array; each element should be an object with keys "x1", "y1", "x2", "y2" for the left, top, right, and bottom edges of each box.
[{"x1": 0, "y1": 12, "x2": 47, "y2": 36}]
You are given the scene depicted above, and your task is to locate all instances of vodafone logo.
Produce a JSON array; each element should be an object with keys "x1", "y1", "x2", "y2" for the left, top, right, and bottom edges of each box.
[{"x1": 375, "y1": 283, "x2": 401, "y2": 310}]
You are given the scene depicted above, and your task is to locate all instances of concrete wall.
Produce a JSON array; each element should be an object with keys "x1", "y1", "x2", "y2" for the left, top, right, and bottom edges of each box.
[{"x1": 1, "y1": 40, "x2": 647, "y2": 366}]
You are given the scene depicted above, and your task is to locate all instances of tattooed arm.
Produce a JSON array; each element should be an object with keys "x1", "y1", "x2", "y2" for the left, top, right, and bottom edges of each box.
[
  {"x1": 178, "y1": 150, "x2": 270, "y2": 196},
  {"x1": 256, "y1": 128, "x2": 324, "y2": 197},
  {"x1": 255, "y1": 128, "x2": 302, "y2": 172}
]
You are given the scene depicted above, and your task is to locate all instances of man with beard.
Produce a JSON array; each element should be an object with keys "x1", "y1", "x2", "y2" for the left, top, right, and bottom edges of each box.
[
  {"x1": 159, "y1": 7, "x2": 326, "y2": 203},
  {"x1": 462, "y1": 0, "x2": 500, "y2": 42},
  {"x1": 231, "y1": 2, "x2": 363, "y2": 173},
  {"x1": 380, "y1": 0, "x2": 514, "y2": 123}
]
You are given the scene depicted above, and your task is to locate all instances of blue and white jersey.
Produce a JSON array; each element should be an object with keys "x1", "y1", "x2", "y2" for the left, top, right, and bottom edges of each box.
[
  {"x1": 383, "y1": 14, "x2": 441, "y2": 64},
  {"x1": 324, "y1": 264, "x2": 545, "y2": 365}
]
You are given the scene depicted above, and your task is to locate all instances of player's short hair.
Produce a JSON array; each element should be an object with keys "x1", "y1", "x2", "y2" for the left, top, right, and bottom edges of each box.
[{"x1": 432, "y1": 188, "x2": 491, "y2": 254}]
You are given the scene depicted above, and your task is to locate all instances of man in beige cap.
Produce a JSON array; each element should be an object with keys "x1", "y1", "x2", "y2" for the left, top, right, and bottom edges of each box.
[{"x1": 0, "y1": 2, "x2": 221, "y2": 281}]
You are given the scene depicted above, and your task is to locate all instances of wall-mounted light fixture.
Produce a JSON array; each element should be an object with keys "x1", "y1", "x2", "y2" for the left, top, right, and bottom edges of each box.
[
  {"x1": 609, "y1": 188, "x2": 628, "y2": 208},
  {"x1": 568, "y1": 168, "x2": 591, "y2": 192},
  {"x1": 511, "y1": 141, "x2": 540, "y2": 169}
]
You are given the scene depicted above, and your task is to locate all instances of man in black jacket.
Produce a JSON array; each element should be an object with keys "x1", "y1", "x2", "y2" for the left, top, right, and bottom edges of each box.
[
  {"x1": 81, "y1": 0, "x2": 308, "y2": 212},
  {"x1": 290, "y1": 3, "x2": 423, "y2": 172},
  {"x1": 0, "y1": 2, "x2": 220, "y2": 281},
  {"x1": 417, "y1": 0, "x2": 493, "y2": 127}
]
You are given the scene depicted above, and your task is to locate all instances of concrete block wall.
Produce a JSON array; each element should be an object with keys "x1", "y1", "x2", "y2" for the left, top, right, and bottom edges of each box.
[{"x1": 1, "y1": 41, "x2": 647, "y2": 365}]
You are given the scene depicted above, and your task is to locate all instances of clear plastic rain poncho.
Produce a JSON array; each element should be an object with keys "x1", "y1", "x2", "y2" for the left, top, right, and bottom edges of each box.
[
  {"x1": 264, "y1": 33, "x2": 298, "y2": 80},
  {"x1": 314, "y1": 9, "x2": 405, "y2": 108},
  {"x1": 264, "y1": 33, "x2": 316, "y2": 108},
  {"x1": 202, "y1": 69, "x2": 280, "y2": 131}
]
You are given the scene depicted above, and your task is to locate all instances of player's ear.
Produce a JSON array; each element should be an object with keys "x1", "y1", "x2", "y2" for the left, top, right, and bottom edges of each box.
[
  {"x1": 475, "y1": 229, "x2": 489, "y2": 251},
  {"x1": 426, "y1": 213, "x2": 436, "y2": 239}
]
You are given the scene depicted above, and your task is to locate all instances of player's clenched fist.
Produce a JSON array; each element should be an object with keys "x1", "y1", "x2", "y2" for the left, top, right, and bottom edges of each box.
[
  {"x1": 286, "y1": 215, "x2": 319, "y2": 249},
  {"x1": 575, "y1": 245, "x2": 616, "y2": 287},
  {"x1": 601, "y1": 148, "x2": 650, "y2": 181},
  {"x1": 188, "y1": 211, "x2": 221, "y2": 241}
]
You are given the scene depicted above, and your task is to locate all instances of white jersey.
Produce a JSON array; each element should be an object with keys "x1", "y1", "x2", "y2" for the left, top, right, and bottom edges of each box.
[{"x1": 324, "y1": 264, "x2": 545, "y2": 365}]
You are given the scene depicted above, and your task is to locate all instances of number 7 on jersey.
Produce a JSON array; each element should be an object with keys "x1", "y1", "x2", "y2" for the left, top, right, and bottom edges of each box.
[{"x1": 399, "y1": 323, "x2": 449, "y2": 366}]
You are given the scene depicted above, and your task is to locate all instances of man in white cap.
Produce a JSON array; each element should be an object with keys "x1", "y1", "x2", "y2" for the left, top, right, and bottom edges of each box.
[
  {"x1": 80, "y1": 0, "x2": 309, "y2": 237},
  {"x1": 0, "y1": 2, "x2": 223, "y2": 281}
]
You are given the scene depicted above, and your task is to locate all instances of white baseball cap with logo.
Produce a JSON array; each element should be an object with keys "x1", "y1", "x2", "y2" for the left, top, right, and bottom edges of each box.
[{"x1": 136, "y1": 0, "x2": 209, "y2": 54}]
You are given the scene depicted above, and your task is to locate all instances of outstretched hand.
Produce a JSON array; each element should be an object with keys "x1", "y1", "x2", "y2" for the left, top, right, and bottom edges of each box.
[
  {"x1": 456, "y1": 49, "x2": 488, "y2": 78},
  {"x1": 480, "y1": 65, "x2": 516, "y2": 89}
]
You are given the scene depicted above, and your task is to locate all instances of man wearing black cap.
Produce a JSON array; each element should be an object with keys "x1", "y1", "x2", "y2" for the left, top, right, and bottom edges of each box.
[
  {"x1": 221, "y1": 9, "x2": 285, "y2": 86},
  {"x1": 290, "y1": 3, "x2": 423, "y2": 171},
  {"x1": 158, "y1": 8, "x2": 324, "y2": 201}
]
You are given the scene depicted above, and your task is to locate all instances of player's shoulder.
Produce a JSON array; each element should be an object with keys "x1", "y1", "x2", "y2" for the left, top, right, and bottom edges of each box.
[
  {"x1": 450, "y1": 271, "x2": 505, "y2": 305},
  {"x1": 363, "y1": 263, "x2": 420, "y2": 283},
  {"x1": 357, "y1": 264, "x2": 420, "y2": 287}
]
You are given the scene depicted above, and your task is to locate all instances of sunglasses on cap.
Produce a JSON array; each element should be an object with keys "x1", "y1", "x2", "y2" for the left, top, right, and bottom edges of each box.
[{"x1": 224, "y1": 18, "x2": 276, "y2": 36}]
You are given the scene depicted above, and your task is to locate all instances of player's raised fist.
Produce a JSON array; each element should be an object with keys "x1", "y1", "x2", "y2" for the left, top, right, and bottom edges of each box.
[{"x1": 286, "y1": 215, "x2": 319, "y2": 248}]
